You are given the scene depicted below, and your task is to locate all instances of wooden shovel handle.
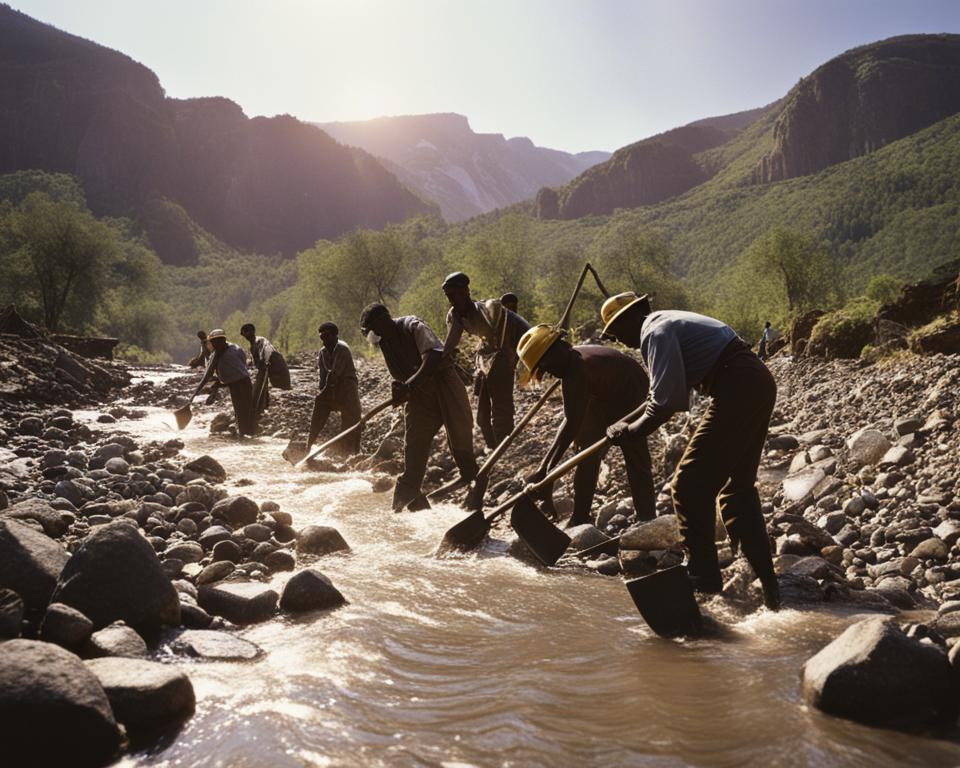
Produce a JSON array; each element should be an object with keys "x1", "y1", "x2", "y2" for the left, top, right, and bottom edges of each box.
[
  {"x1": 295, "y1": 397, "x2": 395, "y2": 467},
  {"x1": 478, "y1": 379, "x2": 560, "y2": 479}
]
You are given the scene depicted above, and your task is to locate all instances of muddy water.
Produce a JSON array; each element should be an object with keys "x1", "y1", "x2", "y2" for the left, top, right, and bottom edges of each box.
[{"x1": 91, "y1": 395, "x2": 960, "y2": 768}]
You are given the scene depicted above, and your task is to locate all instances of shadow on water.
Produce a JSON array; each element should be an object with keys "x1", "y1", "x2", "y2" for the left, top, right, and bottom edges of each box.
[{"x1": 88, "y1": 393, "x2": 960, "y2": 768}]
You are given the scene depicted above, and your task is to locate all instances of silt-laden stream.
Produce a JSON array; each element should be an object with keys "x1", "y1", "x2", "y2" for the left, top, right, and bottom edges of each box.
[{"x1": 94, "y1": 403, "x2": 960, "y2": 768}]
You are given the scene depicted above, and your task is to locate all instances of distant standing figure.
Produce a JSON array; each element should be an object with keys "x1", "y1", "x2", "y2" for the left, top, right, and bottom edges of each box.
[
  {"x1": 758, "y1": 321, "x2": 772, "y2": 361},
  {"x1": 240, "y1": 323, "x2": 279, "y2": 414},
  {"x1": 499, "y1": 292, "x2": 519, "y2": 314},
  {"x1": 307, "y1": 322, "x2": 363, "y2": 455},
  {"x1": 188, "y1": 330, "x2": 212, "y2": 368},
  {"x1": 199, "y1": 329, "x2": 256, "y2": 437},
  {"x1": 441, "y1": 272, "x2": 530, "y2": 449},
  {"x1": 360, "y1": 303, "x2": 478, "y2": 511}
]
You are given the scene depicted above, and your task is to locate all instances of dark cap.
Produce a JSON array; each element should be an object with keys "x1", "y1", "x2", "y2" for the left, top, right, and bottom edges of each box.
[
  {"x1": 240, "y1": 323, "x2": 255, "y2": 335},
  {"x1": 318, "y1": 322, "x2": 339, "y2": 335},
  {"x1": 442, "y1": 271, "x2": 470, "y2": 290},
  {"x1": 499, "y1": 292, "x2": 518, "y2": 306},
  {"x1": 359, "y1": 303, "x2": 390, "y2": 332}
]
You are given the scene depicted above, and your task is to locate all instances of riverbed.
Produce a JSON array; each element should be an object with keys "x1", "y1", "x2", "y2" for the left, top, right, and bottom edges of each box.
[{"x1": 87, "y1": 396, "x2": 960, "y2": 768}]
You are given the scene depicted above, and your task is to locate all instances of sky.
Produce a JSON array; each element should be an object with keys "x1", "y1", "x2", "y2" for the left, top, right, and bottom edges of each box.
[{"x1": 12, "y1": 0, "x2": 960, "y2": 153}]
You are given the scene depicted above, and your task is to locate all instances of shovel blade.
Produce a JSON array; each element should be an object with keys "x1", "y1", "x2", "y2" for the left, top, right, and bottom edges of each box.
[
  {"x1": 510, "y1": 495, "x2": 571, "y2": 566},
  {"x1": 282, "y1": 440, "x2": 308, "y2": 465},
  {"x1": 463, "y1": 474, "x2": 489, "y2": 511},
  {"x1": 436, "y1": 510, "x2": 490, "y2": 556},
  {"x1": 625, "y1": 566, "x2": 703, "y2": 638},
  {"x1": 173, "y1": 405, "x2": 192, "y2": 431}
]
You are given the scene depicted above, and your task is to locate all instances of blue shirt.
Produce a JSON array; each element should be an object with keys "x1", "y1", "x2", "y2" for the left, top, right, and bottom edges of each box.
[{"x1": 212, "y1": 342, "x2": 250, "y2": 385}]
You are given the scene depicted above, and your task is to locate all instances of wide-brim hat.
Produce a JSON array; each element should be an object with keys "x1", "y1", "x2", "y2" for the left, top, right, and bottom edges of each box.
[
  {"x1": 600, "y1": 292, "x2": 650, "y2": 336},
  {"x1": 516, "y1": 324, "x2": 563, "y2": 387},
  {"x1": 207, "y1": 328, "x2": 226, "y2": 340}
]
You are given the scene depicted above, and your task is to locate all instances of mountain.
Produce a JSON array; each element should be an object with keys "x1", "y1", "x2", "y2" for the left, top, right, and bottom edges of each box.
[
  {"x1": 0, "y1": 4, "x2": 435, "y2": 261},
  {"x1": 317, "y1": 113, "x2": 610, "y2": 222},
  {"x1": 534, "y1": 105, "x2": 770, "y2": 219}
]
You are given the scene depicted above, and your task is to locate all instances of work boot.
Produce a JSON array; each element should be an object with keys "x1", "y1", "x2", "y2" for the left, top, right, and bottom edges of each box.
[
  {"x1": 391, "y1": 479, "x2": 423, "y2": 512},
  {"x1": 453, "y1": 450, "x2": 479, "y2": 483}
]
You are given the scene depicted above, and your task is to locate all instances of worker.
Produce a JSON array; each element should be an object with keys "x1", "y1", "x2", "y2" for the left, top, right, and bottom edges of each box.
[
  {"x1": 187, "y1": 330, "x2": 212, "y2": 368},
  {"x1": 240, "y1": 323, "x2": 280, "y2": 415},
  {"x1": 360, "y1": 303, "x2": 478, "y2": 511},
  {"x1": 199, "y1": 328, "x2": 256, "y2": 437},
  {"x1": 600, "y1": 293, "x2": 780, "y2": 609},
  {"x1": 517, "y1": 326, "x2": 655, "y2": 528},
  {"x1": 499, "y1": 292, "x2": 519, "y2": 314},
  {"x1": 307, "y1": 322, "x2": 362, "y2": 455},
  {"x1": 441, "y1": 272, "x2": 530, "y2": 449},
  {"x1": 758, "y1": 321, "x2": 773, "y2": 361}
]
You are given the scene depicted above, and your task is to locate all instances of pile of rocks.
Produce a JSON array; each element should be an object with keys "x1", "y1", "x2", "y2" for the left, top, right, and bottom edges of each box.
[{"x1": 0, "y1": 403, "x2": 350, "y2": 766}]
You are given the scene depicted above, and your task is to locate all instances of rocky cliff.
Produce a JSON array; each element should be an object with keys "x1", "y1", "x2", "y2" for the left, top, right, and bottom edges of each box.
[
  {"x1": 535, "y1": 107, "x2": 766, "y2": 220},
  {"x1": 754, "y1": 35, "x2": 960, "y2": 184},
  {"x1": 318, "y1": 113, "x2": 610, "y2": 222},
  {"x1": 0, "y1": 5, "x2": 435, "y2": 259}
]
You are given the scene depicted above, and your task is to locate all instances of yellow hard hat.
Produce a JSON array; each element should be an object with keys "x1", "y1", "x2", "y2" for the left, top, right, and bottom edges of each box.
[
  {"x1": 516, "y1": 324, "x2": 562, "y2": 386},
  {"x1": 600, "y1": 292, "x2": 649, "y2": 336}
]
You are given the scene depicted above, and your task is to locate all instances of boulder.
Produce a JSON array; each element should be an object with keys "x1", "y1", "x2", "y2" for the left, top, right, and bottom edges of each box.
[
  {"x1": 197, "y1": 582, "x2": 278, "y2": 625},
  {"x1": 0, "y1": 518, "x2": 70, "y2": 611},
  {"x1": 85, "y1": 621, "x2": 148, "y2": 658},
  {"x1": 620, "y1": 515, "x2": 681, "y2": 550},
  {"x1": 911, "y1": 537, "x2": 949, "y2": 561},
  {"x1": 0, "y1": 588, "x2": 23, "y2": 638},
  {"x1": 41, "y1": 602, "x2": 94, "y2": 648},
  {"x1": 84, "y1": 657, "x2": 195, "y2": 731},
  {"x1": 196, "y1": 561, "x2": 234, "y2": 585},
  {"x1": 296, "y1": 525, "x2": 350, "y2": 557},
  {"x1": 51, "y1": 521, "x2": 180, "y2": 634},
  {"x1": 212, "y1": 539, "x2": 242, "y2": 563},
  {"x1": 265, "y1": 549, "x2": 296, "y2": 572},
  {"x1": 211, "y1": 496, "x2": 259, "y2": 527},
  {"x1": 0, "y1": 639, "x2": 122, "y2": 767},
  {"x1": 168, "y1": 629, "x2": 263, "y2": 660},
  {"x1": 164, "y1": 541, "x2": 205, "y2": 564},
  {"x1": 1, "y1": 497, "x2": 70, "y2": 537},
  {"x1": 563, "y1": 524, "x2": 610, "y2": 552},
  {"x1": 280, "y1": 569, "x2": 347, "y2": 613},
  {"x1": 782, "y1": 467, "x2": 825, "y2": 503},
  {"x1": 845, "y1": 429, "x2": 891, "y2": 468},
  {"x1": 184, "y1": 455, "x2": 227, "y2": 483},
  {"x1": 802, "y1": 617, "x2": 959, "y2": 730},
  {"x1": 198, "y1": 524, "x2": 233, "y2": 550}
]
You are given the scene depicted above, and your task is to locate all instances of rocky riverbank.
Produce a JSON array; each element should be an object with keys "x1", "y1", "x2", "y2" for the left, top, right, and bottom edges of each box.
[{"x1": 3, "y1": 336, "x2": 960, "y2": 759}]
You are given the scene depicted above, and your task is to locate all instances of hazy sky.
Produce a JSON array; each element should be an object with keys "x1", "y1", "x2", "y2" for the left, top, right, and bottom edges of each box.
[{"x1": 13, "y1": 0, "x2": 960, "y2": 152}]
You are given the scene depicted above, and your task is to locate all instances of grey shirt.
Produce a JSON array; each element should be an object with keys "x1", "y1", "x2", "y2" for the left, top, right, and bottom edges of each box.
[
  {"x1": 250, "y1": 336, "x2": 276, "y2": 371},
  {"x1": 206, "y1": 342, "x2": 250, "y2": 385},
  {"x1": 640, "y1": 310, "x2": 737, "y2": 415}
]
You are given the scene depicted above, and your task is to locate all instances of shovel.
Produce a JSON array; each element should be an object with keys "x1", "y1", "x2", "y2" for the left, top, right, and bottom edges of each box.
[
  {"x1": 293, "y1": 397, "x2": 395, "y2": 468},
  {"x1": 436, "y1": 434, "x2": 612, "y2": 564},
  {"x1": 172, "y1": 378, "x2": 212, "y2": 430},
  {"x1": 425, "y1": 379, "x2": 562, "y2": 508},
  {"x1": 625, "y1": 565, "x2": 703, "y2": 638}
]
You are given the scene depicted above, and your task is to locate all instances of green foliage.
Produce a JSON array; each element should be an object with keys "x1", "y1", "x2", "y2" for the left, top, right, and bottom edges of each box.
[
  {"x1": 0, "y1": 170, "x2": 86, "y2": 207},
  {"x1": 865, "y1": 273, "x2": 901, "y2": 306}
]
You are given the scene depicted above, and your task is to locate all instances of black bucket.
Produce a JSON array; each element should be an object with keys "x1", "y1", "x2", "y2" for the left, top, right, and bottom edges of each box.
[{"x1": 625, "y1": 565, "x2": 703, "y2": 638}]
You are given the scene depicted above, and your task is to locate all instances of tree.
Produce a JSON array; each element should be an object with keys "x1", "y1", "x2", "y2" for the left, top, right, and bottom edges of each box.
[
  {"x1": 741, "y1": 227, "x2": 835, "y2": 315},
  {"x1": 865, "y1": 273, "x2": 901, "y2": 306},
  {"x1": 6, "y1": 192, "x2": 120, "y2": 332}
]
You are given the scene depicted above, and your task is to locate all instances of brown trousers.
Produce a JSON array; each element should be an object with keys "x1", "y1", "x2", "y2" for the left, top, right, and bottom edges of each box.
[
  {"x1": 227, "y1": 377, "x2": 257, "y2": 437},
  {"x1": 476, "y1": 353, "x2": 516, "y2": 449},
  {"x1": 397, "y1": 366, "x2": 477, "y2": 498},
  {"x1": 573, "y1": 398, "x2": 655, "y2": 526},
  {"x1": 671, "y1": 347, "x2": 776, "y2": 590},
  {"x1": 309, "y1": 382, "x2": 363, "y2": 454}
]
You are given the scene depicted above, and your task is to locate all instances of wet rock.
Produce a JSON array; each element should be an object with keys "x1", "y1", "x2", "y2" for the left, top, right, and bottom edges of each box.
[
  {"x1": 0, "y1": 588, "x2": 23, "y2": 638},
  {"x1": 164, "y1": 541, "x2": 204, "y2": 564},
  {"x1": 179, "y1": 602, "x2": 213, "y2": 629},
  {"x1": 104, "y1": 456, "x2": 130, "y2": 475},
  {"x1": 196, "y1": 561, "x2": 234, "y2": 585},
  {"x1": 17, "y1": 416, "x2": 43, "y2": 436},
  {"x1": 41, "y1": 602, "x2": 94, "y2": 648},
  {"x1": 84, "y1": 657, "x2": 195, "y2": 732},
  {"x1": 802, "y1": 617, "x2": 959, "y2": 730},
  {"x1": 0, "y1": 639, "x2": 122, "y2": 767},
  {"x1": 51, "y1": 521, "x2": 181, "y2": 634},
  {"x1": 269, "y1": 509, "x2": 293, "y2": 526},
  {"x1": 211, "y1": 495, "x2": 259, "y2": 527},
  {"x1": 620, "y1": 515, "x2": 681, "y2": 550},
  {"x1": 85, "y1": 620, "x2": 148, "y2": 658},
  {"x1": 54, "y1": 478, "x2": 84, "y2": 507},
  {"x1": 197, "y1": 582, "x2": 279, "y2": 625},
  {"x1": 565, "y1": 524, "x2": 610, "y2": 552},
  {"x1": 168, "y1": 629, "x2": 263, "y2": 660},
  {"x1": 280, "y1": 569, "x2": 347, "y2": 613},
  {"x1": 846, "y1": 429, "x2": 891, "y2": 468},
  {"x1": 0, "y1": 518, "x2": 70, "y2": 611},
  {"x1": 265, "y1": 549, "x2": 296, "y2": 572},
  {"x1": 243, "y1": 523, "x2": 273, "y2": 542},
  {"x1": 212, "y1": 539, "x2": 242, "y2": 563},
  {"x1": 198, "y1": 524, "x2": 233, "y2": 549},
  {"x1": 1, "y1": 497, "x2": 70, "y2": 537},
  {"x1": 296, "y1": 525, "x2": 350, "y2": 557},
  {"x1": 184, "y1": 455, "x2": 227, "y2": 483}
]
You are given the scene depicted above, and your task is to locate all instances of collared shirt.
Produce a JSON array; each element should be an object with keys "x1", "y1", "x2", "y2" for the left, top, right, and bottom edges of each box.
[
  {"x1": 210, "y1": 342, "x2": 250, "y2": 385},
  {"x1": 318, "y1": 340, "x2": 357, "y2": 390},
  {"x1": 640, "y1": 310, "x2": 736, "y2": 414},
  {"x1": 379, "y1": 316, "x2": 445, "y2": 382},
  {"x1": 445, "y1": 299, "x2": 530, "y2": 367},
  {"x1": 250, "y1": 336, "x2": 277, "y2": 371}
]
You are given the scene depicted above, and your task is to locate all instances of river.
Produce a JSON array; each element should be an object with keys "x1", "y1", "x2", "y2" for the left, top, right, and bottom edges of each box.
[{"x1": 81, "y1": 381, "x2": 960, "y2": 768}]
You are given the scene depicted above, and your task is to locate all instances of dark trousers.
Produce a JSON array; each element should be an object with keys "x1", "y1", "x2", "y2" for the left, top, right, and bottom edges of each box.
[
  {"x1": 253, "y1": 369, "x2": 270, "y2": 414},
  {"x1": 671, "y1": 347, "x2": 776, "y2": 590},
  {"x1": 395, "y1": 367, "x2": 477, "y2": 504},
  {"x1": 308, "y1": 383, "x2": 363, "y2": 454},
  {"x1": 476, "y1": 355, "x2": 516, "y2": 449},
  {"x1": 573, "y1": 399, "x2": 656, "y2": 526},
  {"x1": 227, "y1": 377, "x2": 257, "y2": 437}
]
